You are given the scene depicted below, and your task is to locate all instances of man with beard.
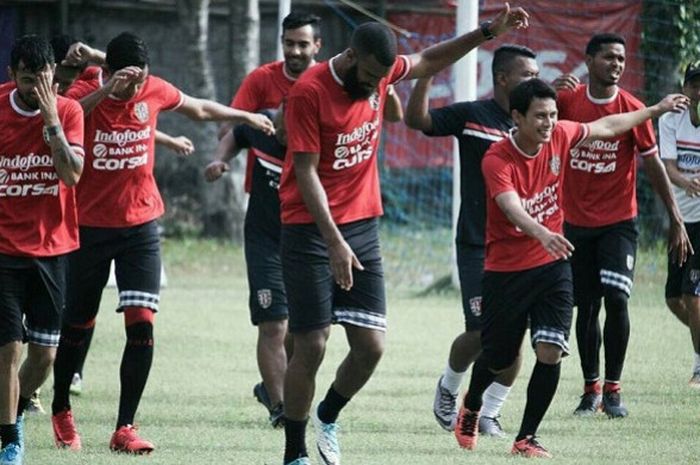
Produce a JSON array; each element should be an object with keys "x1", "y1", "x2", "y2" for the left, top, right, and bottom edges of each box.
[
  {"x1": 278, "y1": 5, "x2": 529, "y2": 464},
  {"x1": 49, "y1": 32, "x2": 273, "y2": 454},
  {"x1": 554, "y1": 33, "x2": 690, "y2": 418},
  {"x1": 210, "y1": 11, "x2": 322, "y2": 428},
  {"x1": 0, "y1": 35, "x2": 84, "y2": 465},
  {"x1": 405, "y1": 44, "x2": 539, "y2": 437}
]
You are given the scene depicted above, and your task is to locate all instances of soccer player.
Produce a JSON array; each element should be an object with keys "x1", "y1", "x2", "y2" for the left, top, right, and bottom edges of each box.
[
  {"x1": 0, "y1": 35, "x2": 84, "y2": 465},
  {"x1": 211, "y1": 11, "x2": 322, "y2": 427},
  {"x1": 660, "y1": 61, "x2": 700, "y2": 387},
  {"x1": 279, "y1": 5, "x2": 529, "y2": 464},
  {"x1": 405, "y1": 45, "x2": 538, "y2": 437},
  {"x1": 554, "y1": 33, "x2": 691, "y2": 418},
  {"x1": 49, "y1": 31, "x2": 273, "y2": 454},
  {"x1": 453, "y1": 78, "x2": 688, "y2": 458}
]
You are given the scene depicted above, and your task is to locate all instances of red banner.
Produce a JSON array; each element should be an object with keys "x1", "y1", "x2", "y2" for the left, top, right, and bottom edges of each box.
[{"x1": 385, "y1": 0, "x2": 644, "y2": 168}]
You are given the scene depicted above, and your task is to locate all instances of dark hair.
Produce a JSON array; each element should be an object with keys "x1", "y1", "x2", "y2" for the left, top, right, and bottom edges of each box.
[
  {"x1": 10, "y1": 35, "x2": 54, "y2": 72},
  {"x1": 585, "y1": 33, "x2": 625, "y2": 56},
  {"x1": 106, "y1": 32, "x2": 149, "y2": 72},
  {"x1": 350, "y1": 22, "x2": 397, "y2": 67},
  {"x1": 492, "y1": 44, "x2": 536, "y2": 80},
  {"x1": 509, "y1": 78, "x2": 557, "y2": 115},
  {"x1": 50, "y1": 34, "x2": 87, "y2": 72},
  {"x1": 282, "y1": 11, "x2": 322, "y2": 39}
]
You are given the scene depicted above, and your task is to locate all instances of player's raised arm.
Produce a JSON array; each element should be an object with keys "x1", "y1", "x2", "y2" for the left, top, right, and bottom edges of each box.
[
  {"x1": 175, "y1": 95, "x2": 275, "y2": 135},
  {"x1": 404, "y1": 77, "x2": 434, "y2": 131},
  {"x1": 494, "y1": 191, "x2": 574, "y2": 260},
  {"x1": 383, "y1": 84, "x2": 403, "y2": 123},
  {"x1": 406, "y1": 3, "x2": 528, "y2": 80},
  {"x1": 585, "y1": 93, "x2": 689, "y2": 143}
]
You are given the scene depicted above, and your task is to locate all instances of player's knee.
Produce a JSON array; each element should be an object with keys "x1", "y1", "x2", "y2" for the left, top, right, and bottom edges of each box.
[
  {"x1": 534, "y1": 342, "x2": 563, "y2": 364},
  {"x1": 0, "y1": 342, "x2": 22, "y2": 366},
  {"x1": 258, "y1": 319, "x2": 288, "y2": 342},
  {"x1": 123, "y1": 307, "x2": 155, "y2": 347},
  {"x1": 603, "y1": 287, "x2": 629, "y2": 314},
  {"x1": 666, "y1": 297, "x2": 685, "y2": 315},
  {"x1": 27, "y1": 345, "x2": 57, "y2": 370},
  {"x1": 293, "y1": 330, "x2": 328, "y2": 368},
  {"x1": 352, "y1": 338, "x2": 385, "y2": 369}
]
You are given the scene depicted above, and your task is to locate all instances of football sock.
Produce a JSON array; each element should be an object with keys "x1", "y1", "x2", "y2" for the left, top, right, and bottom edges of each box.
[
  {"x1": 516, "y1": 361, "x2": 561, "y2": 440},
  {"x1": 441, "y1": 363, "x2": 465, "y2": 395},
  {"x1": 480, "y1": 382, "x2": 511, "y2": 418},
  {"x1": 52, "y1": 321, "x2": 96, "y2": 415},
  {"x1": 463, "y1": 358, "x2": 496, "y2": 412},
  {"x1": 576, "y1": 299, "x2": 602, "y2": 382},
  {"x1": 284, "y1": 418, "x2": 308, "y2": 464},
  {"x1": 0, "y1": 424, "x2": 18, "y2": 447},
  {"x1": 117, "y1": 308, "x2": 154, "y2": 428},
  {"x1": 603, "y1": 381, "x2": 621, "y2": 393},
  {"x1": 603, "y1": 289, "x2": 630, "y2": 382},
  {"x1": 75, "y1": 327, "x2": 95, "y2": 378},
  {"x1": 584, "y1": 379, "x2": 601, "y2": 394},
  {"x1": 317, "y1": 385, "x2": 350, "y2": 424},
  {"x1": 16, "y1": 396, "x2": 30, "y2": 417}
]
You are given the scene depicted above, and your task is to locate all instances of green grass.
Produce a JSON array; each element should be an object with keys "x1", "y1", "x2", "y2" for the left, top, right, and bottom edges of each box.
[{"x1": 23, "y1": 237, "x2": 699, "y2": 464}]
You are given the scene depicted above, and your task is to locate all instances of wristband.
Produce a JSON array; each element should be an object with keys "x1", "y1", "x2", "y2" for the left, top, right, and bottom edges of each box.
[{"x1": 480, "y1": 21, "x2": 495, "y2": 40}]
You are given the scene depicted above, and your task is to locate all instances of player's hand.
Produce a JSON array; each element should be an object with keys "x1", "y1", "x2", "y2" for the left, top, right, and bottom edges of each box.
[
  {"x1": 328, "y1": 239, "x2": 364, "y2": 291},
  {"x1": 105, "y1": 66, "x2": 143, "y2": 94},
  {"x1": 62, "y1": 42, "x2": 96, "y2": 66},
  {"x1": 168, "y1": 136, "x2": 194, "y2": 156},
  {"x1": 685, "y1": 177, "x2": 700, "y2": 198},
  {"x1": 652, "y1": 93, "x2": 690, "y2": 116},
  {"x1": 33, "y1": 65, "x2": 60, "y2": 126},
  {"x1": 489, "y1": 2, "x2": 529, "y2": 36},
  {"x1": 204, "y1": 161, "x2": 230, "y2": 182},
  {"x1": 536, "y1": 230, "x2": 574, "y2": 260},
  {"x1": 553, "y1": 73, "x2": 579, "y2": 91},
  {"x1": 246, "y1": 112, "x2": 276, "y2": 136},
  {"x1": 669, "y1": 219, "x2": 693, "y2": 265}
]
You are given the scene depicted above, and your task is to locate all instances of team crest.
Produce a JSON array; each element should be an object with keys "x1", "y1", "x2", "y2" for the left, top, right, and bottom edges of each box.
[
  {"x1": 549, "y1": 155, "x2": 561, "y2": 175},
  {"x1": 257, "y1": 289, "x2": 272, "y2": 309},
  {"x1": 690, "y1": 269, "x2": 700, "y2": 284},
  {"x1": 369, "y1": 91, "x2": 380, "y2": 111},
  {"x1": 469, "y1": 297, "x2": 482, "y2": 317},
  {"x1": 626, "y1": 254, "x2": 634, "y2": 271},
  {"x1": 134, "y1": 102, "x2": 149, "y2": 123}
]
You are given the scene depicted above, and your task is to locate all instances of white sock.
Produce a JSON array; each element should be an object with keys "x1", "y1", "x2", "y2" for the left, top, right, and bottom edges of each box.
[
  {"x1": 441, "y1": 364, "x2": 466, "y2": 395},
  {"x1": 693, "y1": 353, "x2": 700, "y2": 373},
  {"x1": 481, "y1": 382, "x2": 511, "y2": 419}
]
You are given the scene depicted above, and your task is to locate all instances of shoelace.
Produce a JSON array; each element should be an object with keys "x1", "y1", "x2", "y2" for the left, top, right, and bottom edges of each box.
[
  {"x1": 458, "y1": 410, "x2": 478, "y2": 436},
  {"x1": 438, "y1": 387, "x2": 457, "y2": 414},
  {"x1": 525, "y1": 436, "x2": 547, "y2": 452}
]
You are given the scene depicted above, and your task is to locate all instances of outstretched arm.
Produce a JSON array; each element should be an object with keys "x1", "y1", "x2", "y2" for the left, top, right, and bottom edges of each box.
[
  {"x1": 495, "y1": 191, "x2": 573, "y2": 260},
  {"x1": 176, "y1": 95, "x2": 275, "y2": 135},
  {"x1": 404, "y1": 77, "x2": 434, "y2": 131},
  {"x1": 406, "y1": 3, "x2": 528, "y2": 79},
  {"x1": 155, "y1": 131, "x2": 194, "y2": 156}
]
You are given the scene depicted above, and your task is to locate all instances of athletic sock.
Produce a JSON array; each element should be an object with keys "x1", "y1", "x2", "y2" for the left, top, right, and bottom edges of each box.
[
  {"x1": 116, "y1": 320, "x2": 154, "y2": 428},
  {"x1": 604, "y1": 381, "x2": 621, "y2": 394},
  {"x1": 317, "y1": 385, "x2": 350, "y2": 424},
  {"x1": 284, "y1": 417, "x2": 308, "y2": 464},
  {"x1": 0, "y1": 424, "x2": 18, "y2": 447},
  {"x1": 463, "y1": 359, "x2": 496, "y2": 412},
  {"x1": 441, "y1": 364, "x2": 465, "y2": 395},
  {"x1": 480, "y1": 382, "x2": 511, "y2": 418},
  {"x1": 52, "y1": 322, "x2": 95, "y2": 415},
  {"x1": 694, "y1": 353, "x2": 700, "y2": 373},
  {"x1": 16, "y1": 396, "x2": 30, "y2": 418},
  {"x1": 516, "y1": 361, "x2": 561, "y2": 440},
  {"x1": 584, "y1": 378, "x2": 601, "y2": 394},
  {"x1": 603, "y1": 290, "x2": 630, "y2": 382}
]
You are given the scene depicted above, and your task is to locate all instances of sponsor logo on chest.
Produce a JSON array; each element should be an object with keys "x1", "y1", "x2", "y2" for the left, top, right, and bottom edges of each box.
[
  {"x1": 92, "y1": 127, "x2": 151, "y2": 171},
  {"x1": 332, "y1": 117, "x2": 379, "y2": 171},
  {"x1": 569, "y1": 139, "x2": 620, "y2": 174},
  {"x1": 0, "y1": 154, "x2": 58, "y2": 197}
]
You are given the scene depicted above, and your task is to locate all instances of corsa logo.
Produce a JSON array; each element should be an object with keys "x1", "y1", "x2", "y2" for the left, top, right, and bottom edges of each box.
[
  {"x1": 93, "y1": 154, "x2": 148, "y2": 171},
  {"x1": 0, "y1": 183, "x2": 58, "y2": 197}
]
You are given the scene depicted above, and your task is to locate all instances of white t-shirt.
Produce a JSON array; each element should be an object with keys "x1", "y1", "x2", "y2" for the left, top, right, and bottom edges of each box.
[{"x1": 659, "y1": 109, "x2": 700, "y2": 223}]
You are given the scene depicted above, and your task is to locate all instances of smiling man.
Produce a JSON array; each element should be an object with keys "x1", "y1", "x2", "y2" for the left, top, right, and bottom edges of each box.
[
  {"x1": 554, "y1": 33, "x2": 691, "y2": 419},
  {"x1": 454, "y1": 78, "x2": 688, "y2": 458}
]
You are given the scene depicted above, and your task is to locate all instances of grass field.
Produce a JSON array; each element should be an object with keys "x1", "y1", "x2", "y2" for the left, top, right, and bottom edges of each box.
[{"x1": 22, "y1": 237, "x2": 699, "y2": 464}]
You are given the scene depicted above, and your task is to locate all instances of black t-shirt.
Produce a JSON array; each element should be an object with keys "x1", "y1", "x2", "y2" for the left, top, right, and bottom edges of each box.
[
  {"x1": 427, "y1": 99, "x2": 513, "y2": 247},
  {"x1": 233, "y1": 121, "x2": 285, "y2": 238}
]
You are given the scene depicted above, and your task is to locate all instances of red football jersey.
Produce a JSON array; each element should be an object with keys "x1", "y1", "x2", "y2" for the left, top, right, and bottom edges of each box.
[
  {"x1": 0, "y1": 82, "x2": 13, "y2": 95},
  {"x1": 78, "y1": 66, "x2": 102, "y2": 83},
  {"x1": 66, "y1": 75, "x2": 183, "y2": 227},
  {"x1": 483, "y1": 121, "x2": 588, "y2": 272},
  {"x1": 558, "y1": 84, "x2": 657, "y2": 227},
  {"x1": 280, "y1": 55, "x2": 411, "y2": 225},
  {"x1": 231, "y1": 61, "x2": 295, "y2": 192},
  {"x1": 0, "y1": 90, "x2": 84, "y2": 257}
]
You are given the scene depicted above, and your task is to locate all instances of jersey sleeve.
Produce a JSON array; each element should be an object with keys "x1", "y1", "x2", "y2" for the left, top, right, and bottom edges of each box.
[
  {"x1": 428, "y1": 102, "x2": 470, "y2": 137},
  {"x1": 632, "y1": 118, "x2": 659, "y2": 157},
  {"x1": 286, "y1": 84, "x2": 320, "y2": 155},
  {"x1": 60, "y1": 99, "x2": 85, "y2": 157},
  {"x1": 64, "y1": 78, "x2": 98, "y2": 101},
  {"x1": 155, "y1": 77, "x2": 185, "y2": 111},
  {"x1": 658, "y1": 112, "x2": 678, "y2": 161},
  {"x1": 558, "y1": 120, "x2": 589, "y2": 152},
  {"x1": 387, "y1": 55, "x2": 412, "y2": 85},
  {"x1": 482, "y1": 149, "x2": 515, "y2": 199},
  {"x1": 231, "y1": 70, "x2": 263, "y2": 111}
]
